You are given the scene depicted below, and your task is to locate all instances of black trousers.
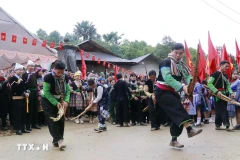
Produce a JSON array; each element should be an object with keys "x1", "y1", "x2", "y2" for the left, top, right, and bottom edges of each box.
[
  {"x1": 141, "y1": 99, "x2": 149, "y2": 123},
  {"x1": 8, "y1": 101, "x2": 14, "y2": 126},
  {"x1": 13, "y1": 99, "x2": 26, "y2": 130},
  {"x1": 155, "y1": 88, "x2": 191, "y2": 137},
  {"x1": 38, "y1": 111, "x2": 45, "y2": 125},
  {"x1": 130, "y1": 99, "x2": 143, "y2": 123},
  {"x1": 215, "y1": 99, "x2": 229, "y2": 127},
  {"x1": 148, "y1": 98, "x2": 161, "y2": 128},
  {"x1": 42, "y1": 98, "x2": 64, "y2": 143},
  {"x1": 116, "y1": 98, "x2": 130, "y2": 125},
  {"x1": 26, "y1": 89, "x2": 38, "y2": 127}
]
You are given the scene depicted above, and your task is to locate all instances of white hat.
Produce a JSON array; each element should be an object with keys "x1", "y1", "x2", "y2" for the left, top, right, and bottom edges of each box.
[
  {"x1": 14, "y1": 63, "x2": 24, "y2": 71},
  {"x1": 27, "y1": 60, "x2": 35, "y2": 66}
]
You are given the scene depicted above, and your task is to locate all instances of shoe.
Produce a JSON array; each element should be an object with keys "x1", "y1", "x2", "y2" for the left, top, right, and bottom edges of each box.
[
  {"x1": 204, "y1": 120, "x2": 209, "y2": 124},
  {"x1": 226, "y1": 127, "x2": 234, "y2": 132},
  {"x1": 103, "y1": 127, "x2": 107, "y2": 131},
  {"x1": 169, "y1": 141, "x2": 184, "y2": 148},
  {"x1": 215, "y1": 126, "x2": 221, "y2": 130},
  {"x1": 32, "y1": 125, "x2": 41, "y2": 129},
  {"x1": 140, "y1": 123, "x2": 147, "y2": 126},
  {"x1": 151, "y1": 127, "x2": 159, "y2": 131},
  {"x1": 94, "y1": 127, "x2": 103, "y2": 132},
  {"x1": 233, "y1": 125, "x2": 240, "y2": 130},
  {"x1": 187, "y1": 128, "x2": 202, "y2": 138},
  {"x1": 92, "y1": 118, "x2": 95, "y2": 124},
  {"x1": 164, "y1": 123, "x2": 170, "y2": 127},
  {"x1": 194, "y1": 123, "x2": 202, "y2": 127},
  {"x1": 75, "y1": 118, "x2": 80, "y2": 124},
  {"x1": 21, "y1": 130, "x2": 30, "y2": 133},
  {"x1": 79, "y1": 118, "x2": 84, "y2": 124},
  {"x1": 52, "y1": 142, "x2": 59, "y2": 147},
  {"x1": 26, "y1": 126, "x2": 32, "y2": 131},
  {"x1": 124, "y1": 123, "x2": 130, "y2": 127},
  {"x1": 58, "y1": 139, "x2": 66, "y2": 150},
  {"x1": 209, "y1": 117, "x2": 215, "y2": 123},
  {"x1": 131, "y1": 123, "x2": 136, "y2": 126},
  {"x1": 2, "y1": 127, "x2": 8, "y2": 131},
  {"x1": 112, "y1": 122, "x2": 116, "y2": 125},
  {"x1": 65, "y1": 117, "x2": 68, "y2": 121},
  {"x1": 16, "y1": 130, "x2": 22, "y2": 135},
  {"x1": 117, "y1": 125, "x2": 123, "y2": 127}
]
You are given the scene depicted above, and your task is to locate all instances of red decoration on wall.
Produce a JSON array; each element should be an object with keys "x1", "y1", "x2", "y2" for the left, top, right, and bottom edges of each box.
[
  {"x1": 23, "y1": 37, "x2": 27, "y2": 44},
  {"x1": 50, "y1": 42, "x2": 55, "y2": 48},
  {"x1": 103, "y1": 61, "x2": 106, "y2": 66},
  {"x1": 42, "y1": 40, "x2": 47, "y2": 47},
  {"x1": 12, "y1": 35, "x2": 17, "y2": 43},
  {"x1": 122, "y1": 68, "x2": 124, "y2": 72},
  {"x1": 108, "y1": 63, "x2": 110, "y2": 68},
  {"x1": 32, "y1": 39, "x2": 37, "y2": 46},
  {"x1": 1, "y1": 32, "x2": 6, "y2": 41},
  {"x1": 92, "y1": 56, "x2": 96, "y2": 61},
  {"x1": 97, "y1": 58, "x2": 101, "y2": 64},
  {"x1": 59, "y1": 43, "x2": 63, "y2": 50},
  {"x1": 80, "y1": 50, "x2": 84, "y2": 55},
  {"x1": 113, "y1": 65, "x2": 115, "y2": 69},
  {"x1": 86, "y1": 53, "x2": 89, "y2": 58}
]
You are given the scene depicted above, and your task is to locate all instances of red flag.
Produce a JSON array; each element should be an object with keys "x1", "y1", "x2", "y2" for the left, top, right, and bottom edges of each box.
[
  {"x1": 221, "y1": 44, "x2": 228, "y2": 61},
  {"x1": 198, "y1": 41, "x2": 206, "y2": 81},
  {"x1": 81, "y1": 53, "x2": 87, "y2": 80},
  {"x1": 184, "y1": 40, "x2": 193, "y2": 72},
  {"x1": 50, "y1": 42, "x2": 55, "y2": 48},
  {"x1": 1, "y1": 32, "x2": 6, "y2": 41},
  {"x1": 12, "y1": 35, "x2": 17, "y2": 43},
  {"x1": 229, "y1": 54, "x2": 234, "y2": 76},
  {"x1": 222, "y1": 45, "x2": 231, "y2": 79},
  {"x1": 114, "y1": 65, "x2": 118, "y2": 81},
  {"x1": 59, "y1": 43, "x2": 63, "y2": 50},
  {"x1": 236, "y1": 40, "x2": 240, "y2": 70},
  {"x1": 42, "y1": 40, "x2": 47, "y2": 47},
  {"x1": 103, "y1": 61, "x2": 106, "y2": 66},
  {"x1": 32, "y1": 39, "x2": 37, "y2": 46},
  {"x1": 207, "y1": 32, "x2": 218, "y2": 75},
  {"x1": 97, "y1": 58, "x2": 101, "y2": 64},
  {"x1": 23, "y1": 37, "x2": 27, "y2": 44}
]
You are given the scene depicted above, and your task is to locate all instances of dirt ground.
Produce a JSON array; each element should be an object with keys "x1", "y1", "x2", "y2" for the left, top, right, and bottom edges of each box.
[{"x1": 0, "y1": 119, "x2": 240, "y2": 160}]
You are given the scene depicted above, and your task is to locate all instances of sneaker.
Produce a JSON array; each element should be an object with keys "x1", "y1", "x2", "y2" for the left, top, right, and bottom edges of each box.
[
  {"x1": 80, "y1": 118, "x2": 84, "y2": 124},
  {"x1": 209, "y1": 117, "x2": 215, "y2": 123},
  {"x1": 233, "y1": 125, "x2": 240, "y2": 130},
  {"x1": 194, "y1": 123, "x2": 202, "y2": 127},
  {"x1": 103, "y1": 127, "x2": 107, "y2": 131},
  {"x1": 187, "y1": 128, "x2": 202, "y2": 138},
  {"x1": 52, "y1": 142, "x2": 59, "y2": 147},
  {"x1": 226, "y1": 126, "x2": 234, "y2": 132},
  {"x1": 204, "y1": 120, "x2": 209, "y2": 124},
  {"x1": 58, "y1": 139, "x2": 66, "y2": 150},
  {"x1": 169, "y1": 141, "x2": 184, "y2": 148},
  {"x1": 75, "y1": 118, "x2": 80, "y2": 124},
  {"x1": 151, "y1": 127, "x2": 159, "y2": 131},
  {"x1": 124, "y1": 123, "x2": 131, "y2": 127},
  {"x1": 215, "y1": 126, "x2": 221, "y2": 130},
  {"x1": 112, "y1": 122, "x2": 116, "y2": 125},
  {"x1": 94, "y1": 127, "x2": 103, "y2": 132}
]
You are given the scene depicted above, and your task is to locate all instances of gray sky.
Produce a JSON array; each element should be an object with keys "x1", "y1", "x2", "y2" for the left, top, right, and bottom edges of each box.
[{"x1": 1, "y1": 0, "x2": 240, "y2": 55}]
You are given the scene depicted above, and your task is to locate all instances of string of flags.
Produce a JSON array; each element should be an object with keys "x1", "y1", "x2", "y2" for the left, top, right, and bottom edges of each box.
[{"x1": 0, "y1": 32, "x2": 135, "y2": 75}]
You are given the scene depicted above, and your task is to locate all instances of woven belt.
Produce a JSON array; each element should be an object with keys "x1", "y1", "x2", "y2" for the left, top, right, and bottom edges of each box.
[{"x1": 12, "y1": 96, "x2": 25, "y2": 100}]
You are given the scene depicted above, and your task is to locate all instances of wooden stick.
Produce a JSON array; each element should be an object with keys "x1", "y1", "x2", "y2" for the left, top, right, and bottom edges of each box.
[
  {"x1": 26, "y1": 98, "x2": 29, "y2": 113},
  {"x1": 142, "y1": 106, "x2": 148, "y2": 112},
  {"x1": 71, "y1": 103, "x2": 94, "y2": 120}
]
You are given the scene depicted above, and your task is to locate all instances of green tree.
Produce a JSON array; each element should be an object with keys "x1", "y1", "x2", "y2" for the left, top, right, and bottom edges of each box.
[
  {"x1": 73, "y1": 21, "x2": 99, "y2": 41},
  {"x1": 153, "y1": 36, "x2": 176, "y2": 60},
  {"x1": 47, "y1": 30, "x2": 62, "y2": 46},
  {"x1": 36, "y1": 29, "x2": 48, "y2": 40},
  {"x1": 103, "y1": 32, "x2": 124, "y2": 46},
  {"x1": 64, "y1": 32, "x2": 81, "y2": 45}
]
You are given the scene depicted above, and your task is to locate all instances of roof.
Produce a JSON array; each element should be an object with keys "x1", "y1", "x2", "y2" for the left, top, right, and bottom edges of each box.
[
  {"x1": 76, "y1": 51, "x2": 133, "y2": 63},
  {"x1": 77, "y1": 40, "x2": 121, "y2": 58},
  {"x1": 0, "y1": 7, "x2": 56, "y2": 69},
  {"x1": 131, "y1": 53, "x2": 160, "y2": 63}
]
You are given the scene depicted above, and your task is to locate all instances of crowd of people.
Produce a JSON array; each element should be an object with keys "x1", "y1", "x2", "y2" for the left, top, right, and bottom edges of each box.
[{"x1": 1, "y1": 43, "x2": 240, "y2": 150}]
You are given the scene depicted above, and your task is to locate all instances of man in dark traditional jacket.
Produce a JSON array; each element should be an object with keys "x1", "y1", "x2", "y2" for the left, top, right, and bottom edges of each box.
[
  {"x1": 154, "y1": 43, "x2": 202, "y2": 148},
  {"x1": 22, "y1": 60, "x2": 40, "y2": 131},
  {"x1": 207, "y1": 60, "x2": 234, "y2": 131},
  {"x1": 9, "y1": 63, "x2": 30, "y2": 135},
  {"x1": 42, "y1": 61, "x2": 71, "y2": 149}
]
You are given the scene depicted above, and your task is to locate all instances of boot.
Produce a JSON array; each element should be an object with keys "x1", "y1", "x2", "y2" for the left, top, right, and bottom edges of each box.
[
  {"x1": 169, "y1": 141, "x2": 184, "y2": 148},
  {"x1": 187, "y1": 128, "x2": 203, "y2": 138}
]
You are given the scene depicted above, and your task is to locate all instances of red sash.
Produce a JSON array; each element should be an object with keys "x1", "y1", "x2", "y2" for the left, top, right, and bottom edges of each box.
[{"x1": 156, "y1": 83, "x2": 175, "y2": 92}]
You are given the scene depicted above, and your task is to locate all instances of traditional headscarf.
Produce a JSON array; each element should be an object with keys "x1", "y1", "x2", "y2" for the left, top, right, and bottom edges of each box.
[{"x1": 51, "y1": 71, "x2": 66, "y2": 95}]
